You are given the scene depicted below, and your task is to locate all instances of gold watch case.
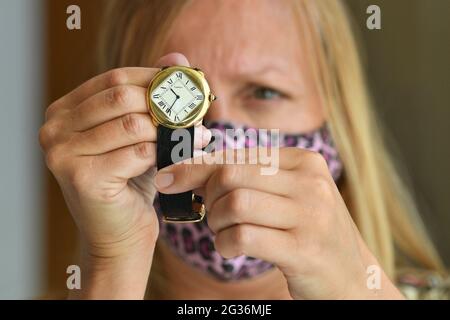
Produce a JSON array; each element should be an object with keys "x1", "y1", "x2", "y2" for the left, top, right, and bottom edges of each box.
[
  {"x1": 146, "y1": 65, "x2": 216, "y2": 129},
  {"x1": 147, "y1": 66, "x2": 216, "y2": 223}
]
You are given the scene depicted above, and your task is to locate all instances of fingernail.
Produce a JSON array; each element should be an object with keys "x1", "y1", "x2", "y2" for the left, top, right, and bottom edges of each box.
[{"x1": 154, "y1": 172, "x2": 174, "y2": 188}]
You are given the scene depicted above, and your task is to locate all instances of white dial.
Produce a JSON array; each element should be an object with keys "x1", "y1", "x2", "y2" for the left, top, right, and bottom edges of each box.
[{"x1": 150, "y1": 70, "x2": 204, "y2": 123}]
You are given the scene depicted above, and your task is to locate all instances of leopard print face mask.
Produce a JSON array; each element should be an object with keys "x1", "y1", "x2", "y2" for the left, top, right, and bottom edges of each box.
[{"x1": 153, "y1": 120, "x2": 344, "y2": 281}]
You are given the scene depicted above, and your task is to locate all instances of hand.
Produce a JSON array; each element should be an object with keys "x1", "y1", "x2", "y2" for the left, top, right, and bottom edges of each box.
[
  {"x1": 39, "y1": 53, "x2": 211, "y2": 298},
  {"x1": 153, "y1": 147, "x2": 405, "y2": 299}
]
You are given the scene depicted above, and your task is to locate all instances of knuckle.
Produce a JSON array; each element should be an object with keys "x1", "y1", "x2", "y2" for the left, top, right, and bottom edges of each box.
[
  {"x1": 95, "y1": 186, "x2": 122, "y2": 203},
  {"x1": 310, "y1": 174, "x2": 335, "y2": 203},
  {"x1": 284, "y1": 147, "x2": 305, "y2": 168},
  {"x1": 134, "y1": 142, "x2": 153, "y2": 159},
  {"x1": 108, "y1": 85, "x2": 131, "y2": 107},
  {"x1": 205, "y1": 209, "x2": 217, "y2": 232},
  {"x1": 39, "y1": 121, "x2": 60, "y2": 150},
  {"x1": 45, "y1": 100, "x2": 62, "y2": 120},
  {"x1": 121, "y1": 113, "x2": 143, "y2": 137},
  {"x1": 232, "y1": 225, "x2": 251, "y2": 255},
  {"x1": 289, "y1": 146, "x2": 305, "y2": 158},
  {"x1": 227, "y1": 189, "x2": 248, "y2": 221},
  {"x1": 45, "y1": 145, "x2": 65, "y2": 172},
  {"x1": 38, "y1": 126, "x2": 49, "y2": 150},
  {"x1": 217, "y1": 165, "x2": 238, "y2": 189},
  {"x1": 206, "y1": 208, "x2": 220, "y2": 234},
  {"x1": 308, "y1": 151, "x2": 328, "y2": 169},
  {"x1": 68, "y1": 166, "x2": 92, "y2": 190},
  {"x1": 106, "y1": 68, "x2": 128, "y2": 87}
]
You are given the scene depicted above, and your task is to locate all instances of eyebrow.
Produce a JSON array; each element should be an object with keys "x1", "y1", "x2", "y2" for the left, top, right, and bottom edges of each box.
[
  {"x1": 227, "y1": 60, "x2": 290, "y2": 79},
  {"x1": 224, "y1": 59, "x2": 300, "y2": 95}
]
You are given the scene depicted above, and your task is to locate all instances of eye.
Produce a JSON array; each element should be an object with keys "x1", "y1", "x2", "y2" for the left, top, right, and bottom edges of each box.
[{"x1": 252, "y1": 86, "x2": 282, "y2": 100}]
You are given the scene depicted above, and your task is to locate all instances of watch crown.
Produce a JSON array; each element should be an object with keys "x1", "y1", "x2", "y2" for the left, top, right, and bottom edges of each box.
[
  {"x1": 193, "y1": 67, "x2": 204, "y2": 76},
  {"x1": 209, "y1": 93, "x2": 217, "y2": 102}
]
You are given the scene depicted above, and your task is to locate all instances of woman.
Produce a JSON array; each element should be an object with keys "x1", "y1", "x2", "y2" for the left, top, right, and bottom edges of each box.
[{"x1": 39, "y1": 0, "x2": 447, "y2": 299}]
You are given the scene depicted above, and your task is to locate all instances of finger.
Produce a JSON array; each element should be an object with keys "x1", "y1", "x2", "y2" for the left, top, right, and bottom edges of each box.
[
  {"x1": 154, "y1": 160, "x2": 295, "y2": 198},
  {"x1": 214, "y1": 224, "x2": 297, "y2": 269},
  {"x1": 64, "y1": 67, "x2": 161, "y2": 107},
  {"x1": 156, "y1": 146, "x2": 304, "y2": 181},
  {"x1": 71, "y1": 113, "x2": 156, "y2": 156},
  {"x1": 193, "y1": 186, "x2": 206, "y2": 198},
  {"x1": 199, "y1": 145, "x2": 304, "y2": 170},
  {"x1": 207, "y1": 188, "x2": 300, "y2": 232},
  {"x1": 71, "y1": 114, "x2": 209, "y2": 156},
  {"x1": 49, "y1": 53, "x2": 191, "y2": 121},
  {"x1": 155, "y1": 52, "x2": 190, "y2": 68},
  {"x1": 90, "y1": 142, "x2": 156, "y2": 182},
  {"x1": 71, "y1": 85, "x2": 148, "y2": 131},
  {"x1": 204, "y1": 164, "x2": 296, "y2": 211}
]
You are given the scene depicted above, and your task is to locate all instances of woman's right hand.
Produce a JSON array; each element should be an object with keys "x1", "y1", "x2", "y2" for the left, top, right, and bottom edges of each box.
[{"x1": 39, "y1": 53, "x2": 211, "y2": 271}]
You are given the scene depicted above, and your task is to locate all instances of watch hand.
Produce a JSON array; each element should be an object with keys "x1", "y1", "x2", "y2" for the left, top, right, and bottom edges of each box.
[
  {"x1": 169, "y1": 96, "x2": 179, "y2": 112},
  {"x1": 170, "y1": 88, "x2": 180, "y2": 99}
]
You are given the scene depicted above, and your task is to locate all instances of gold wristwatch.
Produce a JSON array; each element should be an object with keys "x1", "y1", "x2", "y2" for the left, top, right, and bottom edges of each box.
[{"x1": 147, "y1": 66, "x2": 216, "y2": 223}]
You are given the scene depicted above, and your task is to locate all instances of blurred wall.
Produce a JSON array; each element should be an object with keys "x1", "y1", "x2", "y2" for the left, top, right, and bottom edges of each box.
[
  {"x1": 0, "y1": 0, "x2": 45, "y2": 298},
  {"x1": 346, "y1": 0, "x2": 450, "y2": 263},
  {"x1": 45, "y1": 0, "x2": 100, "y2": 297}
]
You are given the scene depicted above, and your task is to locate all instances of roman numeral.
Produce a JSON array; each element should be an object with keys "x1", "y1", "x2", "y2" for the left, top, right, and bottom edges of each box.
[
  {"x1": 153, "y1": 94, "x2": 161, "y2": 99},
  {"x1": 185, "y1": 80, "x2": 190, "y2": 85},
  {"x1": 175, "y1": 115, "x2": 180, "y2": 122},
  {"x1": 166, "y1": 109, "x2": 172, "y2": 116},
  {"x1": 161, "y1": 86, "x2": 167, "y2": 90},
  {"x1": 167, "y1": 79, "x2": 173, "y2": 85},
  {"x1": 196, "y1": 95, "x2": 203, "y2": 100},
  {"x1": 190, "y1": 86, "x2": 196, "y2": 91},
  {"x1": 158, "y1": 101, "x2": 165, "y2": 107},
  {"x1": 188, "y1": 103, "x2": 196, "y2": 109},
  {"x1": 176, "y1": 72, "x2": 182, "y2": 79}
]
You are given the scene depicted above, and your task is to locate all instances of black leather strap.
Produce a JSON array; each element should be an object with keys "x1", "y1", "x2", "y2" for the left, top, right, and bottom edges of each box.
[{"x1": 157, "y1": 125, "x2": 195, "y2": 219}]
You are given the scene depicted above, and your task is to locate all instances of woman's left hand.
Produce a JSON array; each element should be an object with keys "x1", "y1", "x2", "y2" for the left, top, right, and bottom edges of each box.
[{"x1": 153, "y1": 147, "x2": 404, "y2": 299}]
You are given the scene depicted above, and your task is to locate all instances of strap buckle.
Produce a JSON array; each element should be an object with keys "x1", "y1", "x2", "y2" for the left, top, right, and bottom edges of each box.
[{"x1": 162, "y1": 194, "x2": 206, "y2": 223}]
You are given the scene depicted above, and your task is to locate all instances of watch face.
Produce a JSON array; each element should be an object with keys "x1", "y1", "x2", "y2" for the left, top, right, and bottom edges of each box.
[{"x1": 150, "y1": 70, "x2": 205, "y2": 124}]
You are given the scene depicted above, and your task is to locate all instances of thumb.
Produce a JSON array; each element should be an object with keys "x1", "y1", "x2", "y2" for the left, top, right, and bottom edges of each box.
[{"x1": 155, "y1": 52, "x2": 190, "y2": 68}]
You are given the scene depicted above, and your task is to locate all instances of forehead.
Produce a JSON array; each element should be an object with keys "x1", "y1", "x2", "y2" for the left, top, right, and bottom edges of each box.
[{"x1": 165, "y1": 0, "x2": 304, "y2": 79}]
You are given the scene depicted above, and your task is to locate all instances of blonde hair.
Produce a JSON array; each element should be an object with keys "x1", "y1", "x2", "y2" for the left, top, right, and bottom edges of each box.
[{"x1": 98, "y1": 0, "x2": 445, "y2": 288}]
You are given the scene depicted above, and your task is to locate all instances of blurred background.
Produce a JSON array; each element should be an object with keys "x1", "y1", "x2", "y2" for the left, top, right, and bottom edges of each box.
[{"x1": 0, "y1": 0, "x2": 449, "y2": 299}]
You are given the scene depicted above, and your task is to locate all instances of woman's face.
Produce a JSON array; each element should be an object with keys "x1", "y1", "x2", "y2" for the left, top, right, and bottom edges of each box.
[{"x1": 164, "y1": 0, "x2": 324, "y2": 133}]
